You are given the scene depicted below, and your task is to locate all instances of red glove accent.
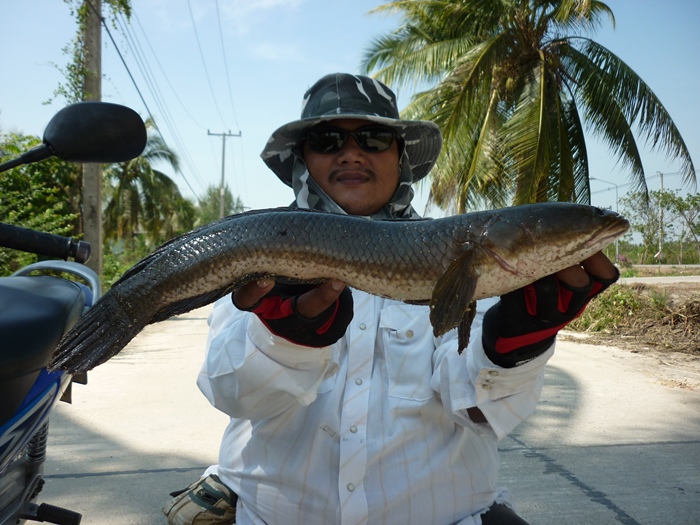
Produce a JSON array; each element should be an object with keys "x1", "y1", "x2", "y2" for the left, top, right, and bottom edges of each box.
[
  {"x1": 234, "y1": 283, "x2": 353, "y2": 347},
  {"x1": 482, "y1": 270, "x2": 619, "y2": 368}
]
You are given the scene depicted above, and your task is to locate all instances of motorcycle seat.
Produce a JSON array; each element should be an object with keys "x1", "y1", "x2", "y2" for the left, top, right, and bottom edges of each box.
[{"x1": 0, "y1": 275, "x2": 86, "y2": 424}]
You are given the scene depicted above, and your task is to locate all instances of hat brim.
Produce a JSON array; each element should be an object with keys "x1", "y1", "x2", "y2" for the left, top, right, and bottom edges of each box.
[{"x1": 260, "y1": 114, "x2": 442, "y2": 187}]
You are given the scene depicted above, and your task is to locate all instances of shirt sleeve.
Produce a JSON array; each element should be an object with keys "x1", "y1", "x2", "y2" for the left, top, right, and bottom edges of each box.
[
  {"x1": 430, "y1": 297, "x2": 554, "y2": 440},
  {"x1": 197, "y1": 296, "x2": 337, "y2": 421}
]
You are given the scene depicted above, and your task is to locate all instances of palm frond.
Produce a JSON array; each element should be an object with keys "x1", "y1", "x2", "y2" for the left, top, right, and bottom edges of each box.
[
  {"x1": 548, "y1": 0, "x2": 615, "y2": 33},
  {"x1": 362, "y1": 0, "x2": 696, "y2": 211},
  {"x1": 566, "y1": 38, "x2": 696, "y2": 189},
  {"x1": 561, "y1": 98, "x2": 591, "y2": 203}
]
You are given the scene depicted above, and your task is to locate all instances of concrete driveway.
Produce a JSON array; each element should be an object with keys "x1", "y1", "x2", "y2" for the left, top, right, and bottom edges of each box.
[{"x1": 40, "y1": 306, "x2": 700, "y2": 524}]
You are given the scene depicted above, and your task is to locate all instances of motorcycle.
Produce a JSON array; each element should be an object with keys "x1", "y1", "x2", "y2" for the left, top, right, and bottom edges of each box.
[{"x1": 0, "y1": 102, "x2": 146, "y2": 524}]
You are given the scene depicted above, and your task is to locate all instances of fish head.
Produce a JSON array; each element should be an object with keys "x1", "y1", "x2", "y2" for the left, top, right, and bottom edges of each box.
[{"x1": 475, "y1": 203, "x2": 629, "y2": 292}]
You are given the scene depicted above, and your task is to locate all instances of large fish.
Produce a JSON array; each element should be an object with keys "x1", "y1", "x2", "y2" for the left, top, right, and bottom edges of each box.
[{"x1": 50, "y1": 203, "x2": 628, "y2": 372}]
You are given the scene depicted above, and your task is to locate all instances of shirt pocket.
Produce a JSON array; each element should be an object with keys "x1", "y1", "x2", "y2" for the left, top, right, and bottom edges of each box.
[{"x1": 379, "y1": 303, "x2": 435, "y2": 401}]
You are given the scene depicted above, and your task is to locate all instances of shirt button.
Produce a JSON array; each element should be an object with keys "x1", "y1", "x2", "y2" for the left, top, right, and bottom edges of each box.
[
  {"x1": 347, "y1": 483, "x2": 355, "y2": 492},
  {"x1": 482, "y1": 383, "x2": 493, "y2": 390},
  {"x1": 405, "y1": 329, "x2": 414, "y2": 338},
  {"x1": 350, "y1": 425, "x2": 358, "y2": 433},
  {"x1": 355, "y1": 378, "x2": 363, "y2": 386},
  {"x1": 359, "y1": 323, "x2": 367, "y2": 330},
  {"x1": 489, "y1": 370, "x2": 499, "y2": 377}
]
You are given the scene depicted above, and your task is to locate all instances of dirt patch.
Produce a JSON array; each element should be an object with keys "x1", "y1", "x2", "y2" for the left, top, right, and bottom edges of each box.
[
  {"x1": 561, "y1": 278, "x2": 700, "y2": 389},
  {"x1": 571, "y1": 281, "x2": 700, "y2": 356}
]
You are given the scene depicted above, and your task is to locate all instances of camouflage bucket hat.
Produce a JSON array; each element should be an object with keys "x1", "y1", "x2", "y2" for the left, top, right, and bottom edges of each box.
[{"x1": 260, "y1": 73, "x2": 443, "y2": 187}]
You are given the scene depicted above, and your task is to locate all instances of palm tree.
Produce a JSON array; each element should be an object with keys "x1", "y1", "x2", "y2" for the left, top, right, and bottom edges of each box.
[
  {"x1": 362, "y1": 0, "x2": 696, "y2": 212},
  {"x1": 103, "y1": 119, "x2": 196, "y2": 248}
]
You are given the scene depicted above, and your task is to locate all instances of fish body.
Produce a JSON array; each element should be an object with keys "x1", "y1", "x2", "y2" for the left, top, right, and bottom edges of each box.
[{"x1": 50, "y1": 203, "x2": 628, "y2": 372}]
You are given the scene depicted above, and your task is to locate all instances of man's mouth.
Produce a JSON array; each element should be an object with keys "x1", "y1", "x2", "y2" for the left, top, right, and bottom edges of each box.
[{"x1": 332, "y1": 170, "x2": 372, "y2": 184}]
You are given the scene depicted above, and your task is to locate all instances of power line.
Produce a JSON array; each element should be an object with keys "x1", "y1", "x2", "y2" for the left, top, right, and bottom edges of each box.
[
  {"x1": 117, "y1": 10, "x2": 207, "y2": 195},
  {"x1": 187, "y1": 0, "x2": 230, "y2": 130},
  {"x1": 131, "y1": 11, "x2": 209, "y2": 131},
  {"x1": 214, "y1": 0, "x2": 240, "y2": 132},
  {"x1": 111, "y1": 14, "x2": 201, "y2": 197},
  {"x1": 83, "y1": 0, "x2": 201, "y2": 198},
  {"x1": 590, "y1": 171, "x2": 684, "y2": 196}
]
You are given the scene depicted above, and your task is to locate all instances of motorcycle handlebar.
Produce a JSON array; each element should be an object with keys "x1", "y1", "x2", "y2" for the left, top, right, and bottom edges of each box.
[{"x1": 0, "y1": 222, "x2": 91, "y2": 263}]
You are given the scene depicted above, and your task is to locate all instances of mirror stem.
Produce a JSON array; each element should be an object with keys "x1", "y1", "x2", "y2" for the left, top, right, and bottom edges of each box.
[{"x1": 0, "y1": 145, "x2": 52, "y2": 174}]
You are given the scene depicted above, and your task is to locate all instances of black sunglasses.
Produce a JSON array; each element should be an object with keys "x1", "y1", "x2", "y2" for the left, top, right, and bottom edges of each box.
[{"x1": 304, "y1": 125, "x2": 397, "y2": 154}]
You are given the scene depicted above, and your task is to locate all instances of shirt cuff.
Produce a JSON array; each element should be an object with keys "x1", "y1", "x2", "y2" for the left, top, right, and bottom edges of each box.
[
  {"x1": 248, "y1": 314, "x2": 333, "y2": 369},
  {"x1": 469, "y1": 334, "x2": 554, "y2": 439}
]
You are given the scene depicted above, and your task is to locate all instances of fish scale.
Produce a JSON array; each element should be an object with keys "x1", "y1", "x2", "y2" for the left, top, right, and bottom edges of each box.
[{"x1": 50, "y1": 203, "x2": 628, "y2": 372}]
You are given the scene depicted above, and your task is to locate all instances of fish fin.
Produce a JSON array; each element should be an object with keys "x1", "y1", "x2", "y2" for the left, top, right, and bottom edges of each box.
[
  {"x1": 457, "y1": 301, "x2": 477, "y2": 354},
  {"x1": 49, "y1": 295, "x2": 138, "y2": 373},
  {"x1": 429, "y1": 245, "x2": 481, "y2": 343}
]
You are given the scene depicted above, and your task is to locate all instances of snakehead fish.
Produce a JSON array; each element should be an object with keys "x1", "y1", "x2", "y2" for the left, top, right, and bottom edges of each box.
[{"x1": 50, "y1": 203, "x2": 628, "y2": 372}]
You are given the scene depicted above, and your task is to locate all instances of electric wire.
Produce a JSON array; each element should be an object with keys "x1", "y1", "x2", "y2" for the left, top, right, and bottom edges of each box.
[
  {"x1": 122, "y1": 1, "x2": 247, "y2": 204},
  {"x1": 186, "y1": 0, "x2": 230, "y2": 131},
  {"x1": 213, "y1": 0, "x2": 246, "y2": 202},
  {"x1": 214, "y1": 0, "x2": 240, "y2": 132},
  {"x1": 117, "y1": 11, "x2": 207, "y2": 195},
  {"x1": 114, "y1": 13, "x2": 204, "y2": 196},
  {"x1": 131, "y1": 11, "x2": 209, "y2": 131},
  {"x1": 83, "y1": 0, "x2": 200, "y2": 198}
]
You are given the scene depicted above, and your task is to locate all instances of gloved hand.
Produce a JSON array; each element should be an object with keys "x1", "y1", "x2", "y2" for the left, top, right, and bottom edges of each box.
[
  {"x1": 482, "y1": 265, "x2": 619, "y2": 368},
  {"x1": 233, "y1": 281, "x2": 353, "y2": 347}
]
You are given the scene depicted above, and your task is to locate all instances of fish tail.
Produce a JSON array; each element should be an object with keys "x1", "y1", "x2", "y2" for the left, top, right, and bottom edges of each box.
[{"x1": 49, "y1": 297, "x2": 139, "y2": 373}]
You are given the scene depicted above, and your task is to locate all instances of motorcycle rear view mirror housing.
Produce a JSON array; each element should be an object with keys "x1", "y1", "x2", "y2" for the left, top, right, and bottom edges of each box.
[{"x1": 0, "y1": 102, "x2": 147, "y2": 173}]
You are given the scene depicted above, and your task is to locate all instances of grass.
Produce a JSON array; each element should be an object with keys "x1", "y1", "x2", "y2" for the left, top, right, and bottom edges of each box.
[{"x1": 568, "y1": 285, "x2": 667, "y2": 333}]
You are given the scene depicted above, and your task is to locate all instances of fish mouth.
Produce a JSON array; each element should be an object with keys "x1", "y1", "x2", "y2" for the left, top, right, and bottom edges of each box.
[{"x1": 585, "y1": 215, "x2": 630, "y2": 249}]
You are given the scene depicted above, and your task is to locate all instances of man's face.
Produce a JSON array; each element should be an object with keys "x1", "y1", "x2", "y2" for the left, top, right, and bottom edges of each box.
[{"x1": 302, "y1": 119, "x2": 401, "y2": 216}]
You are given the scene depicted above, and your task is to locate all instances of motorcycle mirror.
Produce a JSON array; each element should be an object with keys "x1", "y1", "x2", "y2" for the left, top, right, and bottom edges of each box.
[
  {"x1": 0, "y1": 102, "x2": 147, "y2": 173},
  {"x1": 44, "y1": 102, "x2": 147, "y2": 163}
]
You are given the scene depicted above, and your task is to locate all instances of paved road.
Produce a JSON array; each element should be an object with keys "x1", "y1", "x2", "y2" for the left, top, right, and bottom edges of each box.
[
  {"x1": 620, "y1": 275, "x2": 700, "y2": 285},
  {"x1": 40, "y1": 306, "x2": 700, "y2": 524}
]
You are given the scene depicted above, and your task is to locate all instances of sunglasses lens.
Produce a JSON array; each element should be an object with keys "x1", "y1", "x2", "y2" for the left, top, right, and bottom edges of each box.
[
  {"x1": 306, "y1": 126, "x2": 395, "y2": 153},
  {"x1": 306, "y1": 129, "x2": 345, "y2": 153},
  {"x1": 356, "y1": 127, "x2": 394, "y2": 152}
]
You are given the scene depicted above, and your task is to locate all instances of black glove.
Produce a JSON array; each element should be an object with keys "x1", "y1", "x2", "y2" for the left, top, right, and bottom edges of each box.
[
  {"x1": 482, "y1": 270, "x2": 618, "y2": 368},
  {"x1": 234, "y1": 283, "x2": 353, "y2": 347}
]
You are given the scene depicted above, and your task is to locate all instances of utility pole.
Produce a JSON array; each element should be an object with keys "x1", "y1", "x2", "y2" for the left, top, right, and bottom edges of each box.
[
  {"x1": 82, "y1": 0, "x2": 102, "y2": 276},
  {"x1": 657, "y1": 171, "x2": 664, "y2": 268},
  {"x1": 590, "y1": 177, "x2": 620, "y2": 262},
  {"x1": 207, "y1": 130, "x2": 241, "y2": 218}
]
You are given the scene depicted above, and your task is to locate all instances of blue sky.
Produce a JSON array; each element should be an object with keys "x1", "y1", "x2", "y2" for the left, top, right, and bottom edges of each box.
[{"x1": 1, "y1": 1, "x2": 698, "y2": 217}]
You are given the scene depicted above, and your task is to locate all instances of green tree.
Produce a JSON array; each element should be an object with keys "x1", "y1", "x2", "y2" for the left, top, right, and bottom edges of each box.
[
  {"x1": 197, "y1": 184, "x2": 246, "y2": 226},
  {"x1": 0, "y1": 133, "x2": 81, "y2": 274},
  {"x1": 362, "y1": 0, "x2": 696, "y2": 212},
  {"x1": 620, "y1": 190, "x2": 678, "y2": 264},
  {"x1": 103, "y1": 120, "x2": 196, "y2": 249},
  {"x1": 661, "y1": 191, "x2": 700, "y2": 263}
]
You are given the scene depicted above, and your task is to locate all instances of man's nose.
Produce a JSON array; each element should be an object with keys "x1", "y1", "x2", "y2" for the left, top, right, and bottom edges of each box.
[{"x1": 337, "y1": 135, "x2": 365, "y2": 160}]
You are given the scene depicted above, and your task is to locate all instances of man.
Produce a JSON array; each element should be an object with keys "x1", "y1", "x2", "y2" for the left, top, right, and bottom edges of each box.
[{"x1": 164, "y1": 73, "x2": 617, "y2": 525}]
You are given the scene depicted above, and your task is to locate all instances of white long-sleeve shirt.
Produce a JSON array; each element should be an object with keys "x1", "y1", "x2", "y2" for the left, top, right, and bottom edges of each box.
[{"x1": 197, "y1": 290, "x2": 553, "y2": 525}]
